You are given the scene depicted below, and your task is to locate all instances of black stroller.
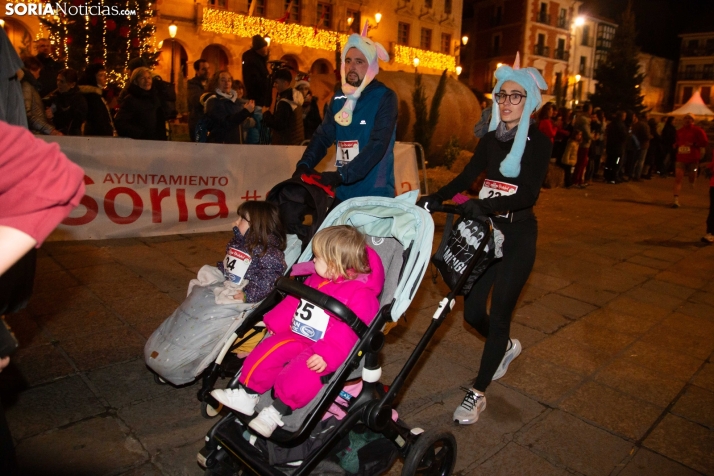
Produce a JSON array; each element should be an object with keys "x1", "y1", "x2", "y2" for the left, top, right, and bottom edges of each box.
[{"x1": 197, "y1": 196, "x2": 493, "y2": 475}]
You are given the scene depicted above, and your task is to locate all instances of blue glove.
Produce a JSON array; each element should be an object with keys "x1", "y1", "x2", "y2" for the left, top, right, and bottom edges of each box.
[{"x1": 456, "y1": 199, "x2": 485, "y2": 219}]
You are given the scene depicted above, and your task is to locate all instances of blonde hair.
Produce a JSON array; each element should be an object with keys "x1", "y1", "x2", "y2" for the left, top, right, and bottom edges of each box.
[
  {"x1": 312, "y1": 226, "x2": 370, "y2": 280},
  {"x1": 129, "y1": 66, "x2": 152, "y2": 86}
]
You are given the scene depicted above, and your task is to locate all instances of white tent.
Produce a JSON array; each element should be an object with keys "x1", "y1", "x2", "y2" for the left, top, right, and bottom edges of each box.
[{"x1": 669, "y1": 89, "x2": 714, "y2": 117}]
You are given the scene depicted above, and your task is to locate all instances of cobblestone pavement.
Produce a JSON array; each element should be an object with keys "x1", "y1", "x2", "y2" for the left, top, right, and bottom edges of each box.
[{"x1": 2, "y1": 176, "x2": 714, "y2": 476}]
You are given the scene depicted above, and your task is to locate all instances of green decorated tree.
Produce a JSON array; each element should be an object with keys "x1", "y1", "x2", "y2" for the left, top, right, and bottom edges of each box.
[
  {"x1": 39, "y1": 0, "x2": 158, "y2": 86},
  {"x1": 590, "y1": 1, "x2": 645, "y2": 115}
]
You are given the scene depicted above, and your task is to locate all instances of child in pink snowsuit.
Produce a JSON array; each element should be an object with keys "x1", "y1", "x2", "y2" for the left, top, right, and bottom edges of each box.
[{"x1": 211, "y1": 225, "x2": 384, "y2": 437}]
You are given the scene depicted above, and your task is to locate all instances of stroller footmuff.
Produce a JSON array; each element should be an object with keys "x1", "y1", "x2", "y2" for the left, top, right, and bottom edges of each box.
[{"x1": 199, "y1": 193, "x2": 484, "y2": 476}]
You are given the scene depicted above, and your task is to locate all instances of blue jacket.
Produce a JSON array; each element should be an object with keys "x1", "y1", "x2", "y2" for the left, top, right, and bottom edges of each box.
[{"x1": 298, "y1": 80, "x2": 397, "y2": 201}]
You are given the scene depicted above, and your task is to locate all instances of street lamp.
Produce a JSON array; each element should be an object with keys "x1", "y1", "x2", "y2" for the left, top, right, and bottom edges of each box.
[
  {"x1": 413, "y1": 57, "x2": 420, "y2": 72},
  {"x1": 168, "y1": 22, "x2": 177, "y2": 85},
  {"x1": 375, "y1": 12, "x2": 382, "y2": 25},
  {"x1": 0, "y1": 19, "x2": 5, "y2": 29},
  {"x1": 574, "y1": 16, "x2": 585, "y2": 27},
  {"x1": 456, "y1": 65, "x2": 463, "y2": 76},
  {"x1": 264, "y1": 36, "x2": 271, "y2": 46},
  {"x1": 461, "y1": 35, "x2": 469, "y2": 46}
]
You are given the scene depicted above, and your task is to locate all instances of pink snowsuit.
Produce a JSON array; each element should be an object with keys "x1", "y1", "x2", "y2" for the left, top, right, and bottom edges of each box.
[{"x1": 239, "y1": 246, "x2": 384, "y2": 410}]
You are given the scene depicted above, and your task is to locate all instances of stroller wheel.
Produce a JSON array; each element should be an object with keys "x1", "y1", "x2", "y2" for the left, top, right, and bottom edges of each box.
[
  {"x1": 153, "y1": 374, "x2": 167, "y2": 385},
  {"x1": 401, "y1": 429, "x2": 457, "y2": 476},
  {"x1": 201, "y1": 401, "x2": 223, "y2": 419}
]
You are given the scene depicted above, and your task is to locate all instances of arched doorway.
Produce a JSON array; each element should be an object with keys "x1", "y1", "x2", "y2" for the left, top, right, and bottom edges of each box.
[
  {"x1": 202, "y1": 44, "x2": 230, "y2": 77},
  {"x1": 2, "y1": 18, "x2": 33, "y2": 56},
  {"x1": 310, "y1": 59, "x2": 332, "y2": 75},
  {"x1": 280, "y1": 54, "x2": 300, "y2": 74},
  {"x1": 157, "y1": 39, "x2": 188, "y2": 85}
]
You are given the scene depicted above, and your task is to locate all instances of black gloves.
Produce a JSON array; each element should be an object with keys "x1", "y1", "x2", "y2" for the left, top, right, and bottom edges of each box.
[
  {"x1": 317, "y1": 171, "x2": 343, "y2": 188},
  {"x1": 292, "y1": 164, "x2": 311, "y2": 179},
  {"x1": 456, "y1": 199, "x2": 485, "y2": 219},
  {"x1": 416, "y1": 194, "x2": 443, "y2": 212}
]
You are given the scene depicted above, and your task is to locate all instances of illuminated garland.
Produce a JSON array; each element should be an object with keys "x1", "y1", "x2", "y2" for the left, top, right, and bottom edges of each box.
[
  {"x1": 394, "y1": 45, "x2": 456, "y2": 72},
  {"x1": 202, "y1": 8, "x2": 348, "y2": 51}
]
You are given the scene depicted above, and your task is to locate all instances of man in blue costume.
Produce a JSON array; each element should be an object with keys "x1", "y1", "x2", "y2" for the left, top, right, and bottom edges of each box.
[{"x1": 294, "y1": 22, "x2": 397, "y2": 202}]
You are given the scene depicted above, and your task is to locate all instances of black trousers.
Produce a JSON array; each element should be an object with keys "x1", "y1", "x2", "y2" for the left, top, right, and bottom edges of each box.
[
  {"x1": 464, "y1": 218, "x2": 537, "y2": 392},
  {"x1": 604, "y1": 152, "x2": 621, "y2": 182},
  {"x1": 707, "y1": 187, "x2": 714, "y2": 235}
]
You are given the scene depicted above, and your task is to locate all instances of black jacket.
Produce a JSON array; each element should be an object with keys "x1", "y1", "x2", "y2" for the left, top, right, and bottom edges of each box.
[
  {"x1": 47, "y1": 86, "x2": 88, "y2": 136},
  {"x1": 187, "y1": 76, "x2": 206, "y2": 140},
  {"x1": 241, "y1": 48, "x2": 271, "y2": 107},
  {"x1": 204, "y1": 93, "x2": 253, "y2": 144},
  {"x1": 302, "y1": 96, "x2": 322, "y2": 141},
  {"x1": 115, "y1": 83, "x2": 167, "y2": 140},
  {"x1": 79, "y1": 85, "x2": 115, "y2": 136},
  {"x1": 36, "y1": 53, "x2": 61, "y2": 98},
  {"x1": 263, "y1": 88, "x2": 304, "y2": 146},
  {"x1": 436, "y1": 124, "x2": 552, "y2": 223},
  {"x1": 606, "y1": 119, "x2": 628, "y2": 156}
]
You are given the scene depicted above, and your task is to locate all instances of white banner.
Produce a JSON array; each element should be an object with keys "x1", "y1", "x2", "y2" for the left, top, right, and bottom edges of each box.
[{"x1": 44, "y1": 137, "x2": 420, "y2": 241}]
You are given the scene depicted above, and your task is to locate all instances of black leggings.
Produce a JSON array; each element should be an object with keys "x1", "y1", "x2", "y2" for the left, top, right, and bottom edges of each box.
[
  {"x1": 708, "y1": 186, "x2": 714, "y2": 234},
  {"x1": 464, "y1": 218, "x2": 538, "y2": 392}
]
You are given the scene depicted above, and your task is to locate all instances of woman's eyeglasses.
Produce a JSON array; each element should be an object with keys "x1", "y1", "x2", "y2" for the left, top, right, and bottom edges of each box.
[{"x1": 495, "y1": 92, "x2": 527, "y2": 105}]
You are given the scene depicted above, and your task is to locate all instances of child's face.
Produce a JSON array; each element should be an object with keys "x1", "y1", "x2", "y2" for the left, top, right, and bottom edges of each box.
[
  {"x1": 313, "y1": 254, "x2": 332, "y2": 280},
  {"x1": 574, "y1": 132, "x2": 583, "y2": 141},
  {"x1": 233, "y1": 213, "x2": 250, "y2": 236}
]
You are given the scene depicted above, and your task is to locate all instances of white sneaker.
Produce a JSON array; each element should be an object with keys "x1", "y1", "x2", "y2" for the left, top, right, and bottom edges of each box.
[
  {"x1": 453, "y1": 388, "x2": 486, "y2": 425},
  {"x1": 249, "y1": 405, "x2": 285, "y2": 437},
  {"x1": 702, "y1": 233, "x2": 714, "y2": 244},
  {"x1": 492, "y1": 339, "x2": 522, "y2": 380},
  {"x1": 211, "y1": 387, "x2": 259, "y2": 415},
  {"x1": 672, "y1": 197, "x2": 680, "y2": 208}
]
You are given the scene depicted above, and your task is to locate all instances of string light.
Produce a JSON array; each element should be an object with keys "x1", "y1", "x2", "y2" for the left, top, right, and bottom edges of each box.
[
  {"x1": 202, "y1": 8, "x2": 349, "y2": 52},
  {"x1": 394, "y1": 45, "x2": 456, "y2": 72}
]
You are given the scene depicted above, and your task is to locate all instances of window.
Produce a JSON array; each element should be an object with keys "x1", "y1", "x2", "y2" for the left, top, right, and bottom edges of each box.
[
  {"x1": 596, "y1": 24, "x2": 615, "y2": 51},
  {"x1": 682, "y1": 86, "x2": 693, "y2": 103},
  {"x1": 317, "y1": 3, "x2": 332, "y2": 29},
  {"x1": 538, "y1": 2, "x2": 549, "y2": 24},
  {"x1": 445, "y1": 0, "x2": 452, "y2": 15},
  {"x1": 493, "y1": 5, "x2": 502, "y2": 25},
  {"x1": 557, "y1": 8, "x2": 567, "y2": 28},
  {"x1": 425, "y1": 0, "x2": 433, "y2": 8},
  {"x1": 582, "y1": 25, "x2": 591, "y2": 46},
  {"x1": 209, "y1": 0, "x2": 226, "y2": 8},
  {"x1": 685, "y1": 64, "x2": 696, "y2": 79},
  {"x1": 704, "y1": 64, "x2": 714, "y2": 80},
  {"x1": 284, "y1": 0, "x2": 300, "y2": 22},
  {"x1": 491, "y1": 34, "x2": 501, "y2": 56},
  {"x1": 346, "y1": 9, "x2": 361, "y2": 33},
  {"x1": 702, "y1": 86, "x2": 711, "y2": 104},
  {"x1": 249, "y1": 0, "x2": 266, "y2": 16},
  {"x1": 398, "y1": 22, "x2": 410, "y2": 46},
  {"x1": 579, "y1": 56, "x2": 587, "y2": 75},
  {"x1": 441, "y1": 33, "x2": 451, "y2": 54},
  {"x1": 555, "y1": 38, "x2": 566, "y2": 59},
  {"x1": 420, "y1": 28, "x2": 432, "y2": 50},
  {"x1": 688, "y1": 39, "x2": 698, "y2": 49}
]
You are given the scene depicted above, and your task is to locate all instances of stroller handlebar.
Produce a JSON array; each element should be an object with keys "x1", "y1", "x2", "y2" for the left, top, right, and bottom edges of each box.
[{"x1": 275, "y1": 277, "x2": 369, "y2": 338}]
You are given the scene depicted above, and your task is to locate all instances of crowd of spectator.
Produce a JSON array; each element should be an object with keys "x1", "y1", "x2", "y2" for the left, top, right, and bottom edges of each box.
[{"x1": 18, "y1": 35, "x2": 321, "y2": 147}]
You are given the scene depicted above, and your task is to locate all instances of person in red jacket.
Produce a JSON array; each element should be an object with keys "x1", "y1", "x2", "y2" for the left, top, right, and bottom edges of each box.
[{"x1": 672, "y1": 114, "x2": 708, "y2": 208}]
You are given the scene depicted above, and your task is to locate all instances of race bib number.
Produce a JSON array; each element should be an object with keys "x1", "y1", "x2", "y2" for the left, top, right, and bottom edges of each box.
[
  {"x1": 291, "y1": 299, "x2": 329, "y2": 341},
  {"x1": 678, "y1": 146, "x2": 691, "y2": 155},
  {"x1": 478, "y1": 179, "x2": 518, "y2": 218},
  {"x1": 223, "y1": 248, "x2": 252, "y2": 284},
  {"x1": 336, "y1": 140, "x2": 359, "y2": 167}
]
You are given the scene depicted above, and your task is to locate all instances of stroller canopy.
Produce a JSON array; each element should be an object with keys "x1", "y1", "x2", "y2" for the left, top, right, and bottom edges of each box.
[{"x1": 296, "y1": 191, "x2": 434, "y2": 321}]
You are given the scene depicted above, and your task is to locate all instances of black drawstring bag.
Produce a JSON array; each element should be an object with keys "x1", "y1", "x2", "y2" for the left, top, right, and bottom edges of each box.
[{"x1": 431, "y1": 215, "x2": 496, "y2": 296}]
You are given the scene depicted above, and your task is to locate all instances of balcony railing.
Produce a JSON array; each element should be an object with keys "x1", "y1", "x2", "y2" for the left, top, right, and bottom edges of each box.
[
  {"x1": 533, "y1": 44, "x2": 550, "y2": 57},
  {"x1": 556, "y1": 16, "x2": 568, "y2": 28},
  {"x1": 553, "y1": 49, "x2": 569, "y2": 61},
  {"x1": 537, "y1": 12, "x2": 551, "y2": 25},
  {"x1": 678, "y1": 70, "x2": 714, "y2": 80},
  {"x1": 680, "y1": 47, "x2": 714, "y2": 57},
  {"x1": 581, "y1": 36, "x2": 594, "y2": 47}
]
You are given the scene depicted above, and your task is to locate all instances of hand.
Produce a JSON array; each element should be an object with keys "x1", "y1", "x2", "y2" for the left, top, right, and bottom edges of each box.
[
  {"x1": 318, "y1": 171, "x2": 342, "y2": 188},
  {"x1": 456, "y1": 199, "x2": 485, "y2": 219},
  {"x1": 245, "y1": 100, "x2": 255, "y2": 113},
  {"x1": 233, "y1": 290, "x2": 245, "y2": 302},
  {"x1": 416, "y1": 194, "x2": 443, "y2": 212},
  {"x1": 306, "y1": 354, "x2": 327, "y2": 373},
  {"x1": 45, "y1": 107, "x2": 53, "y2": 120},
  {"x1": 50, "y1": 130, "x2": 63, "y2": 136},
  {"x1": 293, "y1": 164, "x2": 312, "y2": 179},
  {"x1": 0, "y1": 357, "x2": 9, "y2": 373}
]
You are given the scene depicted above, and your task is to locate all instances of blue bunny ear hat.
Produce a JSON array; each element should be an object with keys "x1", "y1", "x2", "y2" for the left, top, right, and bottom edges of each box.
[{"x1": 488, "y1": 53, "x2": 548, "y2": 177}]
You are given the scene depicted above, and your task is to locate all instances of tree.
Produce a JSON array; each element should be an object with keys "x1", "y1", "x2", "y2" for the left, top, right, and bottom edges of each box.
[
  {"x1": 40, "y1": 0, "x2": 158, "y2": 87},
  {"x1": 412, "y1": 70, "x2": 448, "y2": 161},
  {"x1": 590, "y1": 1, "x2": 645, "y2": 116}
]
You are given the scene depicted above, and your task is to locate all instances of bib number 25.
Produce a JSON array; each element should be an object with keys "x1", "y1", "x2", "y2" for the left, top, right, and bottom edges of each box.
[{"x1": 295, "y1": 300, "x2": 315, "y2": 320}]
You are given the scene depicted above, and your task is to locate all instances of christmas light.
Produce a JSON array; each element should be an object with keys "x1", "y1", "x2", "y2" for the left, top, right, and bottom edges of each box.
[
  {"x1": 202, "y1": 8, "x2": 348, "y2": 52},
  {"x1": 394, "y1": 45, "x2": 456, "y2": 72}
]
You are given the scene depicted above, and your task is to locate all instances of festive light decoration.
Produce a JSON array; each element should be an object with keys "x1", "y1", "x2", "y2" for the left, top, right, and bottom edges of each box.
[
  {"x1": 394, "y1": 45, "x2": 456, "y2": 72},
  {"x1": 202, "y1": 8, "x2": 348, "y2": 52}
]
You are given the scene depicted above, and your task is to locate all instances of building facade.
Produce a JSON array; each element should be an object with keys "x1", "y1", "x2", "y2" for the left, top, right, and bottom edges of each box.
[
  {"x1": 1, "y1": 0, "x2": 463, "y2": 87},
  {"x1": 675, "y1": 31, "x2": 714, "y2": 108}
]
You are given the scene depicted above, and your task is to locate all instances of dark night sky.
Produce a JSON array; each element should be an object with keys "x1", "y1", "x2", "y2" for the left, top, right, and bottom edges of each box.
[{"x1": 581, "y1": 0, "x2": 714, "y2": 59}]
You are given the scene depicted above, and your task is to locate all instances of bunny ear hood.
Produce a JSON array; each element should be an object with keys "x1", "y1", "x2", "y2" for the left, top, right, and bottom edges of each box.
[
  {"x1": 488, "y1": 54, "x2": 548, "y2": 178},
  {"x1": 335, "y1": 29, "x2": 389, "y2": 127}
]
